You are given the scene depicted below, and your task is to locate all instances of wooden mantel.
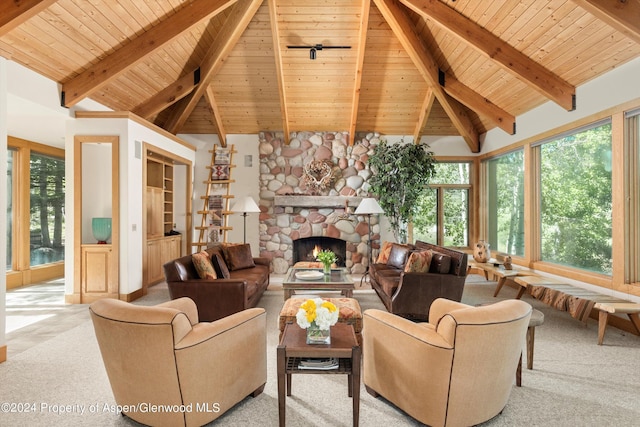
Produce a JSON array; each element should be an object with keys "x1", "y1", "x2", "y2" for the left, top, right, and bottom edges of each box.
[{"x1": 274, "y1": 195, "x2": 362, "y2": 208}]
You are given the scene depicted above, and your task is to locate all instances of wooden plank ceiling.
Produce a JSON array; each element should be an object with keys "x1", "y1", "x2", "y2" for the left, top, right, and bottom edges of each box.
[{"x1": 1, "y1": 0, "x2": 639, "y2": 152}]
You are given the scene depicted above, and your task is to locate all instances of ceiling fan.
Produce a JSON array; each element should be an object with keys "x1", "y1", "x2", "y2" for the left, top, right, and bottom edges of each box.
[{"x1": 287, "y1": 44, "x2": 351, "y2": 60}]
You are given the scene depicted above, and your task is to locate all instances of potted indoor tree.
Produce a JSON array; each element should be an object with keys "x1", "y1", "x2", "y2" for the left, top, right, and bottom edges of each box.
[{"x1": 368, "y1": 139, "x2": 436, "y2": 243}]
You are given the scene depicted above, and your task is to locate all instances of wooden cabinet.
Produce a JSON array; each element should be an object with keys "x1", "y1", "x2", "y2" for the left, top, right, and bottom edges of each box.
[
  {"x1": 80, "y1": 244, "x2": 118, "y2": 302},
  {"x1": 145, "y1": 235, "x2": 181, "y2": 286},
  {"x1": 161, "y1": 235, "x2": 181, "y2": 261},
  {"x1": 146, "y1": 187, "x2": 164, "y2": 238}
]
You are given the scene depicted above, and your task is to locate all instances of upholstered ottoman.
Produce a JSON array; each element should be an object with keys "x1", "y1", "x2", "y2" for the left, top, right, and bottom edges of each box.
[
  {"x1": 278, "y1": 297, "x2": 363, "y2": 344},
  {"x1": 292, "y1": 261, "x2": 324, "y2": 269}
]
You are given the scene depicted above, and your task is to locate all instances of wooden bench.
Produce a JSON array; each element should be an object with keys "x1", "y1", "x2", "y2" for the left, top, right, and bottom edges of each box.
[
  {"x1": 514, "y1": 275, "x2": 640, "y2": 345},
  {"x1": 593, "y1": 303, "x2": 640, "y2": 345},
  {"x1": 468, "y1": 258, "x2": 534, "y2": 298}
]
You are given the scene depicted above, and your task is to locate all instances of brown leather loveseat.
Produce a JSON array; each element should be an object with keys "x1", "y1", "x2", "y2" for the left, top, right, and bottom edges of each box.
[
  {"x1": 369, "y1": 240, "x2": 467, "y2": 321},
  {"x1": 163, "y1": 243, "x2": 269, "y2": 322}
]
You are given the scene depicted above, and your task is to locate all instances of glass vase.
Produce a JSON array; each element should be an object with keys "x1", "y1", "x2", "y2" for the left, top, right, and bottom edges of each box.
[
  {"x1": 306, "y1": 323, "x2": 331, "y2": 345},
  {"x1": 323, "y1": 263, "x2": 331, "y2": 275}
]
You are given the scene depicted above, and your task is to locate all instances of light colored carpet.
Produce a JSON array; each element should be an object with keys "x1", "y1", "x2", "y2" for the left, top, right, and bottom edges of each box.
[{"x1": 1, "y1": 276, "x2": 640, "y2": 426}]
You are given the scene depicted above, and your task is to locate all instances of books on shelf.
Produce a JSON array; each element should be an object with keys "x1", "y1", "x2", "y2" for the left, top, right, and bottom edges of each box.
[{"x1": 298, "y1": 358, "x2": 339, "y2": 370}]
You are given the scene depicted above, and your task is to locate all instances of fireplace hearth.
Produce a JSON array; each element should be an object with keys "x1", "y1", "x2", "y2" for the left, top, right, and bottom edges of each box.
[{"x1": 293, "y1": 237, "x2": 347, "y2": 267}]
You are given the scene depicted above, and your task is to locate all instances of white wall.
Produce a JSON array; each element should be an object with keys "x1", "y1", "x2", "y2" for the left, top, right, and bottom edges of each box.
[
  {"x1": 0, "y1": 57, "x2": 8, "y2": 352},
  {"x1": 7, "y1": 61, "x2": 109, "y2": 148},
  {"x1": 66, "y1": 117, "x2": 196, "y2": 297},
  {"x1": 419, "y1": 57, "x2": 640, "y2": 156},
  {"x1": 226, "y1": 135, "x2": 261, "y2": 251},
  {"x1": 482, "y1": 57, "x2": 640, "y2": 153},
  {"x1": 178, "y1": 134, "x2": 262, "y2": 255}
]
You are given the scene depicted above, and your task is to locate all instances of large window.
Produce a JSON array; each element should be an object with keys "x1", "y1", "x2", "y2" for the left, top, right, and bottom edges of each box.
[
  {"x1": 29, "y1": 152, "x2": 65, "y2": 266},
  {"x1": 538, "y1": 121, "x2": 612, "y2": 274},
  {"x1": 413, "y1": 162, "x2": 470, "y2": 247},
  {"x1": 486, "y1": 150, "x2": 525, "y2": 256},
  {"x1": 6, "y1": 138, "x2": 65, "y2": 280}
]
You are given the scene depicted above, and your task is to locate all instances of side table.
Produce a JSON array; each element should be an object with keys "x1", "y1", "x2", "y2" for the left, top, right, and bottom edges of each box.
[
  {"x1": 277, "y1": 322, "x2": 361, "y2": 426},
  {"x1": 516, "y1": 308, "x2": 545, "y2": 386}
]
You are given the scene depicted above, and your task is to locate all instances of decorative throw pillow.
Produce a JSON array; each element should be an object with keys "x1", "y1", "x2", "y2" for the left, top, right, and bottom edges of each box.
[
  {"x1": 376, "y1": 241, "x2": 394, "y2": 264},
  {"x1": 429, "y1": 251, "x2": 452, "y2": 274},
  {"x1": 387, "y1": 244, "x2": 412, "y2": 269},
  {"x1": 404, "y1": 250, "x2": 433, "y2": 273},
  {"x1": 223, "y1": 243, "x2": 256, "y2": 271},
  {"x1": 212, "y1": 253, "x2": 231, "y2": 279},
  {"x1": 192, "y1": 251, "x2": 217, "y2": 279}
]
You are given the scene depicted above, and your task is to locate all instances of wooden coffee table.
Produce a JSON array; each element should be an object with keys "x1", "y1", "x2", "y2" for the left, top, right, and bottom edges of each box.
[
  {"x1": 277, "y1": 322, "x2": 361, "y2": 426},
  {"x1": 282, "y1": 267, "x2": 355, "y2": 300}
]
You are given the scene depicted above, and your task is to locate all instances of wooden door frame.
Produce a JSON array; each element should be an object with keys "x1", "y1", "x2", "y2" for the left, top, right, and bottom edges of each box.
[{"x1": 71, "y1": 135, "x2": 120, "y2": 303}]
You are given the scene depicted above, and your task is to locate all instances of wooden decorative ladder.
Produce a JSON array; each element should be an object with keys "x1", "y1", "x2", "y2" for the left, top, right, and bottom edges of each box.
[{"x1": 192, "y1": 144, "x2": 236, "y2": 252}]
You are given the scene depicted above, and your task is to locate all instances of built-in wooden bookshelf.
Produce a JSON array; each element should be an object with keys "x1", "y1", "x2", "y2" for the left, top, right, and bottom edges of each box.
[
  {"x1": 145, "y1": 150, "x2": 181, "y2": 286},
  {"x1": 146, "y1": 151, "x2": 175, "y2": 237}
]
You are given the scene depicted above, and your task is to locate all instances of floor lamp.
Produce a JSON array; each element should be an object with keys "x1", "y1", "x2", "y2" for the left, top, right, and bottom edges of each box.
[
  {"x1": 230, "y1": 196, "x2": 261, "y2": 244},
  {"x1": 355, "y1": 198, "x2": 384, "y2": 284}
]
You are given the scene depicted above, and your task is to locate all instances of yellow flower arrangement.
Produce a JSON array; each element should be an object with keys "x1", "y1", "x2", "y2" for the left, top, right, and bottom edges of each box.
[{"x1": 296, "y1": 298, "x2": 339, "y2": 331}]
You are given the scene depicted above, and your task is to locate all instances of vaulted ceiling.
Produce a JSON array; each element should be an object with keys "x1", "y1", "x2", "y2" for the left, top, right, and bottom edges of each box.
[{"x1": 1, "y1": 0, "x2": 639, "y2": 152}]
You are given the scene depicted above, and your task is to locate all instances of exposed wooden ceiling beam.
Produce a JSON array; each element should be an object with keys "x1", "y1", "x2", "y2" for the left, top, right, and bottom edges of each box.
[
  {"x1": 348, "y1": 0, "x2": 371, "y2": 146},
  {"x1": 400, "y1": 0, "x2": 576, "y2": 111},
  {"x1": 133, "y1": 68, "x2": 201, "y2": 119},
  {"x1": 164, "y1": 0, "x2": 263, "y2": 134},
  {"x1": 573, "y1": 0, "x2": 640, "y2": 45},
  {"x1": 373, "y1": 0, "x2": 479, "y2": 152},
  {"x1": 204, "y1": 85, "x2": 227, "y2": 146},
  {"x1": 61, "y1": 0, "x2": 239, "y2": 108},
  {"x1": 0, "y1": 0, "x2": 57, "y2": 37},
  {"x1": 413, "y1": 88, "x2": 435, "y2": 143},
  {"x1": 441, "y1": 72, "x2": 516, "y2": 135},
  {"x1": 269, "y1": 0, "x2": 290, "y2": 144}
]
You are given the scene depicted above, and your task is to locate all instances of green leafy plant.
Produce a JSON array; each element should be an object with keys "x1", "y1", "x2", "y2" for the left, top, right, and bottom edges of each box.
[
  {"x1": 316, "y1": 249, "x2": 337, "y2": 266},
  {"x1": 368, "y1": 140, "x2": 436, "y2": 243}
]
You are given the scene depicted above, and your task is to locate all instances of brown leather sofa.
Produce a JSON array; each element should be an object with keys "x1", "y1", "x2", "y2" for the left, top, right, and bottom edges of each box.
[
  {"x1": 369, "y1": 240, "x2": 467, "y2": 321},
  {"x1": 363, "y1": 298, "x2": 532, "y2": 427},
  {"x1": 90, "y1": 297, "x2": 267, "y2": 427},
  {"x1": 163, "y1": 244, "x2": 269, "y2": 322}
]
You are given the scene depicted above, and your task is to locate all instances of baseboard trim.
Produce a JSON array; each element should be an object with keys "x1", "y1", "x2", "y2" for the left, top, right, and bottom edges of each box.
[{"x1": 123, "y1": 288, "x2": 145, "y2": 302}]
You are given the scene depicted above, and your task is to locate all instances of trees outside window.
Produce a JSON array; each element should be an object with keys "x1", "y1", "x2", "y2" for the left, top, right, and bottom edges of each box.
[
  {"x1": 29, "y1": 152, "x2": 65, "y2": 266},
  {"x1": 487, "y1": 150, "x2": 525, "y2": 256},
  {"x1": 413, "y1": 162, "x2": 470, "y2": 247},
  {"x1": 539, "y1": 121, "x2": 612, "y2": 274}
]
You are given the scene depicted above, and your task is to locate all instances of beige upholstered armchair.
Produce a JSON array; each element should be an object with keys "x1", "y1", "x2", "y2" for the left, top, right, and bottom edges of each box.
[
  {"x1": 89, "y1": 297, "x2": 267, "y2": 427},
  {"x1": 363, "y1": 298, "x2": 532, "y2": 427}
]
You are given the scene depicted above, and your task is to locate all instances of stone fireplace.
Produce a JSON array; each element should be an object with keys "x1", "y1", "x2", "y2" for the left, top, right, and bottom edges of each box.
[
  {"x1": 293, "y1": 236, "x2": 347, "y2": 267},
  {"x1": 258, "y1": 131, "x2": 382, "y2": 274}
]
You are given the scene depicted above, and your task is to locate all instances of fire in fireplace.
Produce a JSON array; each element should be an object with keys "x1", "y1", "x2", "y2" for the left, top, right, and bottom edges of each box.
[{"x1": 293, "y1": 236, "x2": 347, "y2": 267}]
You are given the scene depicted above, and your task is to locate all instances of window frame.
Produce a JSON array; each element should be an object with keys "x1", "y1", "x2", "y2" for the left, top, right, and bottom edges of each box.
[
  {"x1": 484, "y1": 148, "x2": 526, "y2": 257},
  {"x1": 534, "y1": 119, "x2": 613, "y2": 275},
  {"x1": 409, "y1": 159, "x2": 474, "y2": 249},
  {"x1": 6, "y1": 136, "x2": 65, "y2": 288}
]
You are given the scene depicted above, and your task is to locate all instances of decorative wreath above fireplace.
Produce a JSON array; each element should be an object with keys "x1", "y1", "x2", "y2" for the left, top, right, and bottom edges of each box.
[{"x1": 302, "y1": 159, "x2": 334, "y2": 195}]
